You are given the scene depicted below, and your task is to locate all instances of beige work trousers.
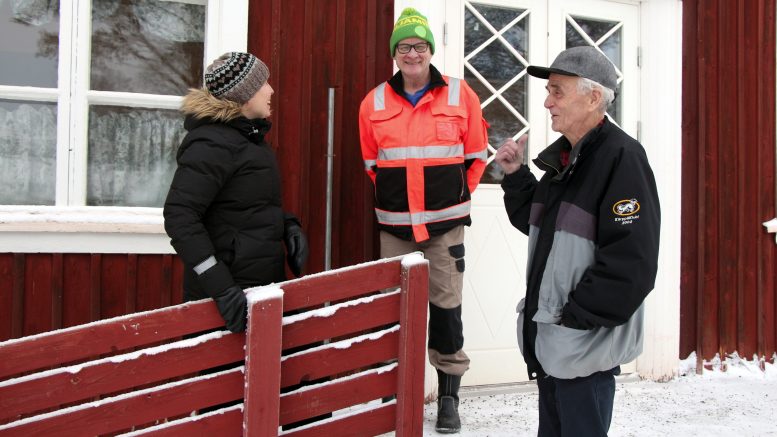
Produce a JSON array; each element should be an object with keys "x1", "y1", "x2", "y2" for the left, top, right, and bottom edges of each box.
[{"x1": 380, "y1": 225, "x2": 470, "y2": 376}]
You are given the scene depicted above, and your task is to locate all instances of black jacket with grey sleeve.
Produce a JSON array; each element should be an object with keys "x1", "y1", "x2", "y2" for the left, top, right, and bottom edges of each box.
[{"x1": 502, "y1": 117, "x2": 660, "y2": 380}]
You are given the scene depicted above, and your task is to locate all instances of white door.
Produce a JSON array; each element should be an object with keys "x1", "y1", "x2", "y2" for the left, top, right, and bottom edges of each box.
[{"x1": 440, "y1": 0, "x2": 641, "y2": 386}]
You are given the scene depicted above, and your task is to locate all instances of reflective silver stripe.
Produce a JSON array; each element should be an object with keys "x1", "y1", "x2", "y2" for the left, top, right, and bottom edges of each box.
[
  {"x1": 448, "y1": 77, "x2": 461, "y2": 106},
  {"x1": 465, "y1": 149, "x2": 488, "y2": 162},
  {"x1": 378, "y1": 144, "x2": 464, "y2": 161},
  {"x1": 374, "y1": 83, "x2": 386, "y2": 111},
  {"x1": 375, "y1": 210, "x2": 411, "y2": 225},
  {"x1": 193, "y1": 255, "x2": 217, "y2": 275},
  {"x1": 364, "y1": 159, "x2": 377, "y2": 171},
  {"x1": 375, "y1": 201, "x2": 472, "y2": 226}
]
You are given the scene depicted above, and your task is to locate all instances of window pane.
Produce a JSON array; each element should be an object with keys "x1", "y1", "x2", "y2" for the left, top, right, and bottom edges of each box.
[
  {"x1": 480, "y1": 96, "x2": 526, "y2": 184},
  {"x1": 87, "y1": 106, "x2": 184, "y2": 207},
  {"x1": 468, "y1": 4, "x2": 528, "y2": 59},
  {"x1": 566, "y1": 16, "x2": 622, "y2": 125},
  {"x1": 90, "y1": 0, "x2": 205, "y2": 95},
  {"x1": 465, "y1": 2, "x2": 528, "y2": 184},
  {"x1": 0, "y1": 0, "x2": 59, "y2": 87},
  {"x1": 0, "y1": 99, "x2": 57, "y2": 205}
]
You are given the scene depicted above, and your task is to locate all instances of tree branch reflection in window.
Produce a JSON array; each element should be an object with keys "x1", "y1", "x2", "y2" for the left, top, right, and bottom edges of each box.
[
  {"x1": 90, "y1": 0, "x2": 205, "y2": 95},
  {"x1": 465, "y1": 3, "x2": 529, "y2": 184},
  {"x1": 0, "y1": 0, "x2": 59, "y2": 87}
]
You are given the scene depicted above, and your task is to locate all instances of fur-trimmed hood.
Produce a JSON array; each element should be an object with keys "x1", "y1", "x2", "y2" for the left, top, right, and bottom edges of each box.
[
  {"x1": 181, "y1": 87, "x2": 243, "y2": 122},
  {"x1": 180, "y1": 87, "x2": 271, "y2": 143}
]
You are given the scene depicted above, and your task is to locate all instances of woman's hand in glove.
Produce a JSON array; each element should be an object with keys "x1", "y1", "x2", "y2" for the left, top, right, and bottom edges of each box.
[
  {"x1": 213, "y1": 285, "x2": 247, "y2": 333},
  {"x1": 284, "y1": 222, "x2": 309, "y2": 277}
]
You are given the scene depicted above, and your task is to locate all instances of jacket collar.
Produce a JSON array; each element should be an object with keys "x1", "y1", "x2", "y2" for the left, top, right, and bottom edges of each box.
[
  {"x1": 387, "y1": 64, "x2": 447, "y2": 99},
  {"x1": 228, "y1": 117, "x2": 272, "y2": 144},
  {"x1": 534, "y1": 117, "x2": 609, "y2": 180},
  {"x1": 184, "y1": 114, "x2": 272, "y2": 145}
]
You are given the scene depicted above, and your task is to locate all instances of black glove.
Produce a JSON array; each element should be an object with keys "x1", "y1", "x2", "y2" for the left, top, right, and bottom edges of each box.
[
  {"x1": 213, "y1": 285, "x2": 247, "y2": 333},
  {"x1": 284, "y1": 221, "x2": 309, "y2": 277}
]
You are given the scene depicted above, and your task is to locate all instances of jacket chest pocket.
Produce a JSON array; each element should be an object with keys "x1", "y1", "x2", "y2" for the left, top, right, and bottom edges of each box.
[
  {"x1": 431, "y1": 105, "x2": 467, "y2": 143},
  {"x1": 436, "y1": 121, "x2": 460, "y2": 141},
  {"x1": 369, "y1": 106, "x2": 403, "y2": 144}
]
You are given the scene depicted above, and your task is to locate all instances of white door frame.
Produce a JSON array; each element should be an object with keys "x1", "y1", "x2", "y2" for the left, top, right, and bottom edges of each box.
[{"x1": 393, "y1": 0, "x2": 682, "y2": 388}]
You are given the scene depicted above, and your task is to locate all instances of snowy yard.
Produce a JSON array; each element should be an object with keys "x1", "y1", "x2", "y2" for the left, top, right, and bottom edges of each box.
[{"x1": 418, "y1": 353, "x2": 777, "y2": 436}]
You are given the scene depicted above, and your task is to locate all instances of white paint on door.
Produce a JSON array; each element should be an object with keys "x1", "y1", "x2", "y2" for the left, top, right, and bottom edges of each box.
[{"x1": 394, "y1": 0, "x2": 681, "y2": 390}]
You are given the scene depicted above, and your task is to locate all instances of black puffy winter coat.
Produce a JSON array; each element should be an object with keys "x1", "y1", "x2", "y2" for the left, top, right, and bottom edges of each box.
[{"x1": 164, "y1": 88, "x2": 294, "y2": 301}]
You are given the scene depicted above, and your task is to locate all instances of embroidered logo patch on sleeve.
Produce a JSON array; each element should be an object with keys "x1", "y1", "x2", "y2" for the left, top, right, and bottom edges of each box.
[
  {"x1": 613, "y1": 198, "x2": 640, "y2": 216},
  {"x1": 612, "y1": 199, "x2": 641, "y2": 225}
]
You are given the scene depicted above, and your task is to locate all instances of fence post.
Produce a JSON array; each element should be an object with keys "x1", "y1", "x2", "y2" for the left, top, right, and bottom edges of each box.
[
  {"x1": 243, "y1": 287, "x2": 284, "y2": 437},
  {"x1": 395, "y1": 253, "x2": 429, "y2": 436}
]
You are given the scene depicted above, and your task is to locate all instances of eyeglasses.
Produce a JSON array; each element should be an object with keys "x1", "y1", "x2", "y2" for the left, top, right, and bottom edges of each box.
[{"x1": 396, "y1": 42, "x2": 430, "y2": 54}]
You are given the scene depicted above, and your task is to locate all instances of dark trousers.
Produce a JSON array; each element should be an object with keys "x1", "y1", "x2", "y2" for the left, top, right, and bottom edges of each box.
[{"x1": 536, "y1": 367, "x2": 619, "y2": 437}]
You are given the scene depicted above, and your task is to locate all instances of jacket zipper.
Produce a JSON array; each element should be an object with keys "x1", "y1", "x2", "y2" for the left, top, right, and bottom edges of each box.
[{"x1": 459, "y1": 167, "x2": 466, "y2": 201}]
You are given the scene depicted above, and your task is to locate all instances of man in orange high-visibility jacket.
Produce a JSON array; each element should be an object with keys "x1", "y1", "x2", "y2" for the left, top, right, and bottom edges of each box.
[{"x1": 358, "y1": 8, "x2": 488, "y2": 434}]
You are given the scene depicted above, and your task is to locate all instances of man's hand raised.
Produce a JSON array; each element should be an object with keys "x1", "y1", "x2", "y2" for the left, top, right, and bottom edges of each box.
[{"x1": 494, "y1": 135, "x2": 527, "y2": 175}]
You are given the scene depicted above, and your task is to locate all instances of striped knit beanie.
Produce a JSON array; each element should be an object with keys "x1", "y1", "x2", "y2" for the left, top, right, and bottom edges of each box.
[{"x1": 204, "y1": 52, "x2": 269, "y2": 104}]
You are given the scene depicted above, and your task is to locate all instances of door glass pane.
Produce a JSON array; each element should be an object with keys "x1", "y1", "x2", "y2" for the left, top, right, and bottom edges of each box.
[
  {"x1": 566, "y1": 15, "x2": 622, "y2": 124},
  {"x1": 0, "y1": 100, "x2": 57, "y2": 205},
  {"x1": 87, "y1": 106, "x2": 184, "y2": 207},
  {"x1": 464, "y1": 2, "x2": 529, "y2": 184},
  {"x1": 0, "y1": 0, "x2": 59, "y2": 87},
  {"x1": 90, "y1": 0, "x2": 205, "y2": 95}
]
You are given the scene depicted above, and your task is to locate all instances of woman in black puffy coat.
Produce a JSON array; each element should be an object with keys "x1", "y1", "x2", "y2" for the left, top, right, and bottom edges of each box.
[{"x1": 164, "y1": 52, "x2": 307, "y2": 333}]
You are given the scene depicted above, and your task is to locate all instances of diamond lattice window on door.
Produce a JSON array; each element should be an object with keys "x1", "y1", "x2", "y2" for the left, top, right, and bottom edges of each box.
[
  {"x1": 566, "y1": 14, "x2": 623, "y2": 125},
  {"x1": 464, "y1": 2, "x2": 530, "y2": 184}
]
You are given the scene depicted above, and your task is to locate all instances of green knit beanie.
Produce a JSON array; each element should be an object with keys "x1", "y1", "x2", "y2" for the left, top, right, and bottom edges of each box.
[{"x1": 390, "y1": 8, "x2": 435, "y2": 56}]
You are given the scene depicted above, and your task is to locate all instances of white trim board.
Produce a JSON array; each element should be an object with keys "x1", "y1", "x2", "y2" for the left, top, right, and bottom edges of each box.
[{"x1": 0, "y1": 206, "x2": 173, "y2": 253}]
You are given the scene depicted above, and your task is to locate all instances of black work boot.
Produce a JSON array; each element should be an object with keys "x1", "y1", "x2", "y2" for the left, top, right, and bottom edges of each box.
[{"x1": 435, "y1": 370, "x2": 462, "y2": 433}]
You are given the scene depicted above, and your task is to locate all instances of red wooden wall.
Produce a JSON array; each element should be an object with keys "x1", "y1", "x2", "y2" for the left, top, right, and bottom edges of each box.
[
  {"x1": 0, "y1": 254, "x2": 184, "y2": 341},
  {"x1": 681, "y1": 0, "x2": 777, "y2": 361},
  {"x1": 248, "y1": 0, "x2": 394, "y2": 273}
]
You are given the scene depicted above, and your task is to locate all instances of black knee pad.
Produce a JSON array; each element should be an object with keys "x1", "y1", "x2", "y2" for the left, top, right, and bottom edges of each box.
[{"x1": 428, "y1": 303, "x2": 464, "y2": 354}]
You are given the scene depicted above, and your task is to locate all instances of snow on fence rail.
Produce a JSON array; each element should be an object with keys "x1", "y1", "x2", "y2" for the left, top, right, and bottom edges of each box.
[{"x1": 0, "y1": 253, "x2": 429, "y2": 436}]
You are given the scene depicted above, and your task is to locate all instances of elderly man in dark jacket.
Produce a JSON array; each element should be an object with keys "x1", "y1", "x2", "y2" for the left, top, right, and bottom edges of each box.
[
  {"x1": 164, "y1": 52, "x2": 308, "y2": 333},
  {"x1": 495, "y1": 46, "x2": 660, "y2": 436}
]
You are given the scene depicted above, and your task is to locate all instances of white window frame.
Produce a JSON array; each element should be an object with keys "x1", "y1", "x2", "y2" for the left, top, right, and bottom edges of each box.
[
  {"x1": 404, "y1": 0, "x2": 682, "y2": 386},
  {"x1": 427, "y1": 0, "x2": 639, "y2": 178},
  {"x1": 441, "y1": 0, "x2": 548, "y2": 177},
  {"x1": 0, "y1": 0, "x2": 248, "y2": 253}
]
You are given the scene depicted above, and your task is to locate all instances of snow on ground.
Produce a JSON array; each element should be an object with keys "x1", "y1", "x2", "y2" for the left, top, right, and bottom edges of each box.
[{"x1": 418, "y1": 353, "x2": 777, "y2": 436}]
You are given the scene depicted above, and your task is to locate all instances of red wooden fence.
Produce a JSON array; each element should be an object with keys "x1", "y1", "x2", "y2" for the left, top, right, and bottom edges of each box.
[
  {"x1": 680, "y1": 0, "x2": 777, "y2": 362},
  {"x1": 0, "y1": 254, "x2": 429, "y2": 436}
]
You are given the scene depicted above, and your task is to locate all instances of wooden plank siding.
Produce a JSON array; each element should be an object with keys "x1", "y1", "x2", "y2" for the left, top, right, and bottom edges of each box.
[
  {"x1": 680, "y1": 0, "x2": 777, "y2": 361},
  {"x1": 248, "y1": 0, "x2": 394, "y2": 273},
  {"x1": 0, "y1": 254, "x2": 184, "y2": 341}
]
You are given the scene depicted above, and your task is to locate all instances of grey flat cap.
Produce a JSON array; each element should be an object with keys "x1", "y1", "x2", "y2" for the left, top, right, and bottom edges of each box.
[{"x1": 527, "y1": 46, "x2": 617, "y2": 91}]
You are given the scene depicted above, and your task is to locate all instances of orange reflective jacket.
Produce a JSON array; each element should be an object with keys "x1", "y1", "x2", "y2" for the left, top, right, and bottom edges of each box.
[{"x1": 359, "y1": 68, "x2": 489, "y2": 242}]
